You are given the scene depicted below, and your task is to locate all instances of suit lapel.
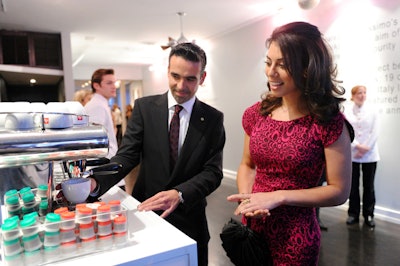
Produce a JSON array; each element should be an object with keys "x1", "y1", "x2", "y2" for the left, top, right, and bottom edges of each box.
[
  {"x1": 176, "y1": 99, "x2": 207, "y2": 169},
  {"x1": 152, "y1": 93, "x2": 170, "y2": 174}
]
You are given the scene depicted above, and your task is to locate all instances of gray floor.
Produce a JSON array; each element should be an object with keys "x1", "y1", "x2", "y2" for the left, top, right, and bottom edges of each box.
[{"x1": 206, "y1": 177, "x2": 400, "y2": 266}]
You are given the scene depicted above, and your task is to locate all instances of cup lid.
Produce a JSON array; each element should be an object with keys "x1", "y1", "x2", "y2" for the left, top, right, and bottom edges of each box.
[
  {"x1": 20, "y1": 216, "x2": 36, "y2": 227},
  {"x1": 38, "y1": 184, "x2": 48, "y2": 191},
  {"x1": 6, "y1": 195, "x2": 19, "y2": 205},
  {"x1": 5, "y1": 189, "x2": 18, "y2": 197},
  {"x1": 1, "y1": 220, "x2": 18, "y2": 230},
  {"x1": 45, "y1": 213, "x2": 61, "y2": 222}
]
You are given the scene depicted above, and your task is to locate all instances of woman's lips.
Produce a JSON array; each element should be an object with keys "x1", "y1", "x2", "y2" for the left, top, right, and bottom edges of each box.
[{"x1": 269, "y1": 81, "x2": 283, "y2": 89}]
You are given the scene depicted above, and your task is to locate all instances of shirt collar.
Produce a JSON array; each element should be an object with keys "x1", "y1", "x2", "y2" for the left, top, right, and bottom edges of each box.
[
  {"x1": 93, "y1": 93, "x2": 109, "y2": 103},
  {"x1": 167, "y1": 90, "x2": 195, "y2": 113}
]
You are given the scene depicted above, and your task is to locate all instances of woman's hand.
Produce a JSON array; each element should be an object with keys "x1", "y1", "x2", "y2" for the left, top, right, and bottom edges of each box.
[
  {"x1": 227, "y1": 192, "x2": 282, "y2": 218},
  {"x1": 355, "y1": 144, "x2": 370, "y2": 158}
]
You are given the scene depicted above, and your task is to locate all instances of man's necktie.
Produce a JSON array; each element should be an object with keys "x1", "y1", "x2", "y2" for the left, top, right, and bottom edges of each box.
[{"x1": 169, "y1": 105, "x2": 183, "y2": 171}]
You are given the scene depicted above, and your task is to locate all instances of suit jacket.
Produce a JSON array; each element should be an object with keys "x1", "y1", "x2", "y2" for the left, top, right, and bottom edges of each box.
[{"x1": 95, "y1": 92, "x2": 226, "y2": 245}]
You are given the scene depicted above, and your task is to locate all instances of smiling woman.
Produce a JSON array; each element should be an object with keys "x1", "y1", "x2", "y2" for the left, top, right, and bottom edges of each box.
[{"x1": 226, "y1": 21, "x2": 353, "y2": 265}]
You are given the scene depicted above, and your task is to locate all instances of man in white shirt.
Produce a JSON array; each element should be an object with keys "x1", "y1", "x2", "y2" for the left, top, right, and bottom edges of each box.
[
  {"x1": 85, "y1": 69, "x2": 118, "y2": 159},
  {"x1": 85, "y1": 69, "x2": 126, "y2": 188}
]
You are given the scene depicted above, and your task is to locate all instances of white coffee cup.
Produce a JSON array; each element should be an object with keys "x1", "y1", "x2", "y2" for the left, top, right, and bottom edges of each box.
[
  {"x1": 0, "y1": 102, "x2": 32, "y2": 129},
  {"x1": 4, "y1": 113, "x2": 35, "y2": 130},
  {"x1": 61, "y1": 178, "x2": 91, "y2": 204},
  {"x1": 43, "y1": 113, "x2": 73, "y2": 129},
  {"x1": 44, "y1": 102, "x2": 73, "y2": 129},
  {"x1": 0, "y1": 102, "x2": 14, "y2": 128},
  {"x1": 64, "y1": 101, "x2": 89, "y2": 126}
]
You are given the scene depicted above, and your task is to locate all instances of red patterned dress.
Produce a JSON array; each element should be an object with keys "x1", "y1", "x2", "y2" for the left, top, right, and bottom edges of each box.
[{"x1": 242, "y1": 102, "x2": 345, "y2": 265}]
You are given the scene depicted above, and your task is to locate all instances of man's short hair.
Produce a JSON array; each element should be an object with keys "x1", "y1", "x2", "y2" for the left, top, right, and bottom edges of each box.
[
  {"x1": 169, "y1": 43, "x2": 207, "y2": 74},
  {"x1": 91, "y1": 68, "x2": 114, "y2": 91}
]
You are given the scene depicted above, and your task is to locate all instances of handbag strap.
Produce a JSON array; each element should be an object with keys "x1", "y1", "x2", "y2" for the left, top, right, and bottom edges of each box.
[{"x1": 246, "y1": 217, "x2": 252, "y2": 227}]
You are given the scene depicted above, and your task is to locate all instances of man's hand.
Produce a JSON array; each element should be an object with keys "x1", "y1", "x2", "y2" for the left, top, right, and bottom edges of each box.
[
  {"x1": 89, "y1": 177, "x2": 98, "y2": 192},
  {"x1": 137, "y1": 190, "x2": 181, "y2": 218}
]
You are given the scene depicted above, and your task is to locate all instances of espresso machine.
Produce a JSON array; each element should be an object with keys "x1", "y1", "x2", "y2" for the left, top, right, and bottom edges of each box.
[{"x1": 0, "y1": 124, "x2": 110, "y2": 213}]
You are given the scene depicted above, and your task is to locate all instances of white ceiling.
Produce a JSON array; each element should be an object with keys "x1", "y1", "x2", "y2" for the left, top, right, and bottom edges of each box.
[{"x1": 0, "y1": 0, "x2": 305, "y2": 71}]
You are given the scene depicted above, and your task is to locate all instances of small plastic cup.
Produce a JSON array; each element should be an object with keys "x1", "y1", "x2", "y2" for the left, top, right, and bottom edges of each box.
[
  {"x1": 1, "y1": 219, "x2": 20, "y2": 241},
  {"x1": 23, "y1": 211, "x2": 39, "y2": 222},
  {"x1": 97, "y1": 220, "x2": 112, "y2": 237},
  {"x1": 113, "y1": 215, "x2": 127, "y2": 235},
  {"x1": 96, "y1": 233, "x2": 113, "y2": 249},
  {"x1": 60, "y1": 228, "x2": 76, "y2": 244},
  {"x1": 37, "y1": 184, "x2": 48, "y2": 199},
  {"x1": 60, "y1": 211, "x2": 76, "y2": 230},
  {"x1": 2, "y1": 238, "x2": 23, "y2": 257},
  {"x1": 7, "y1": 208, "x2": 21, "y2": 218},
  {"x1": 54, "y1": 207, "x2": 68, "y2": 215},
  {"x1": 75, "y1": 203, "x2": 87, "y2": 209},
  {"x1": 21, "y1": 205, "x2": 36, "y2": 215},
  {"x1": 44, "y1": 213, "x2": 61, "y2": 232},
  {"x1": 96, "y1": 205, "x2": 111, "y2": 222},
  {"x1": 79, "y1": 222, "x2": 95, "y2": 241},
  {"x1": 44, "y1": 231, "x2": 61, "y2": 249},
  {"x1": 4, "y1": 215, "x2": 20, "y2": 225},
  {"x1": 21, "y1": 192, "x2": 36, "y2": 209},
  {"x1": 22, "y1": 233, "x2": 42, "y2": 252},
  {"x1": 4, "y1": 189, "x2": 18, "y2": 199},
  {"x1": 76, "y1": 206, "x2": 93, "y2": 224},
  {"x1": 19, "y1": 186, "x2": 32, "y2": 196},
  {"x1": 5, "y1": 195, "x2": 21, "y2": 212},
  {"x1": 20, "y1": 215, "x2": 40, "y2": 237},
  {"x1": 109, "y1": 200, "x2": 121, "y2": 215},
  {"x1": 39, "y1": 200, "x2": 49, "y2": 217}
]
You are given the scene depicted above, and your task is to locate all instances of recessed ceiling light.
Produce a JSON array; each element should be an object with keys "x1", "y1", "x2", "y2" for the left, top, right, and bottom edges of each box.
[{"x1": 30, "y1": 78, "x2": 37, "y2": 84}]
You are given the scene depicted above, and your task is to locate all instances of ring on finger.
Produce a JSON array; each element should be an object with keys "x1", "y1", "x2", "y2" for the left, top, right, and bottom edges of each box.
[{"x1": 241, "y1": 199, "x2": 250, "y2": 204}]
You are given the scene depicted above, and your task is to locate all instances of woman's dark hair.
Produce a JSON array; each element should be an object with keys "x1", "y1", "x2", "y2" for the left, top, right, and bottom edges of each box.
[
  {"x1": 169, "y1": 42, "x2": 207, "y2": 74},
  {"x1": 260, "y1": 21, "x2": 345, "y2": 123},
  {"x1": 91, "y1": 68, "x2": 114, "y2": 92}
]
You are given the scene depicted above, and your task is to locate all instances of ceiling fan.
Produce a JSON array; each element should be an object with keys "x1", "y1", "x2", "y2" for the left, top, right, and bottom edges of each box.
[{"x1": 161, "y1": 12, "x2": 193, "y2": 50}]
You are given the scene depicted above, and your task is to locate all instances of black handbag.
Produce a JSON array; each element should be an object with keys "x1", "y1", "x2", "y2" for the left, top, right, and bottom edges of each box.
[{"x1": 220, "y1": 218, "x2": 273, "y2": 266}]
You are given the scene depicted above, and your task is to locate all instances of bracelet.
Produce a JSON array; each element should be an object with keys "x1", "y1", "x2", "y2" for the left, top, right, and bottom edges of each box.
[{"x1": 177, "y1": 190, "x2": 184, "y2": 204}]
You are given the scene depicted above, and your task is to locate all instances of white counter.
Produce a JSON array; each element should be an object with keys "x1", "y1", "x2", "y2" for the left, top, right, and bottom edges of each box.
[{"x1": 1, "y1": 186, "x2": 198, "y2": 266}]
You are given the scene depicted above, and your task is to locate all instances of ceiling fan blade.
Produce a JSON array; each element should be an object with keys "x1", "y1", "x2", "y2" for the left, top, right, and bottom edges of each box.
[{"x1": 160, "y1": 37, "x2": 177, "y2": 50}]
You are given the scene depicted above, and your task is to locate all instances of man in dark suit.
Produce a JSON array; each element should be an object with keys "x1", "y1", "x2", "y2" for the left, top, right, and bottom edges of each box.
[{"x1": 89, "y1": 42, "x2": 226, "y2": 266}]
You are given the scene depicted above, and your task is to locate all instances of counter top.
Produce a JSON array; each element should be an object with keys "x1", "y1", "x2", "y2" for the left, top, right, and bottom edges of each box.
[{"x1": 1, "y1": 186, "x2": 198, "y2": 266}]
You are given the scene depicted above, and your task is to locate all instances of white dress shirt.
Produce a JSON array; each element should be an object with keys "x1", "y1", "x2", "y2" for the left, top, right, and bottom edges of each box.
[
  {"x1": 85, "y1": 93, "x2": 118, "y2": 159},
  {"x1": 345, "y1": 102, "x2": 380, "y2": 163}
]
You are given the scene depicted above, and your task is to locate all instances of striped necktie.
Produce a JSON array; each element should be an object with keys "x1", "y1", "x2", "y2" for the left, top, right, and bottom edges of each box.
[{"x1": 169, "y1": 105, "x2": 183, "y2": 171}]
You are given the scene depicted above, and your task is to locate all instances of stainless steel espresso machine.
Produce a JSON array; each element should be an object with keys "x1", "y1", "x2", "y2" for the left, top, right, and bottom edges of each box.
[{"x1": 0, "y1": 124, "x2": 109, "y2": 214}]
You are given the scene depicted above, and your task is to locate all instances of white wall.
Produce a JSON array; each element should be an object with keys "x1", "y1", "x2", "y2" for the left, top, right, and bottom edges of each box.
[
  {"x1": 73, "y1": 65, "x2": 143, "y2": 81},
  {"x1": 142, "y1": 0, "x2": 400, "y2": 223},
  {"x1": 141, "y1": 64, "x2": 169, "y2": 97},
  {"x1": 316, "y1": 1, "x2": 400, "y2": 223}
]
